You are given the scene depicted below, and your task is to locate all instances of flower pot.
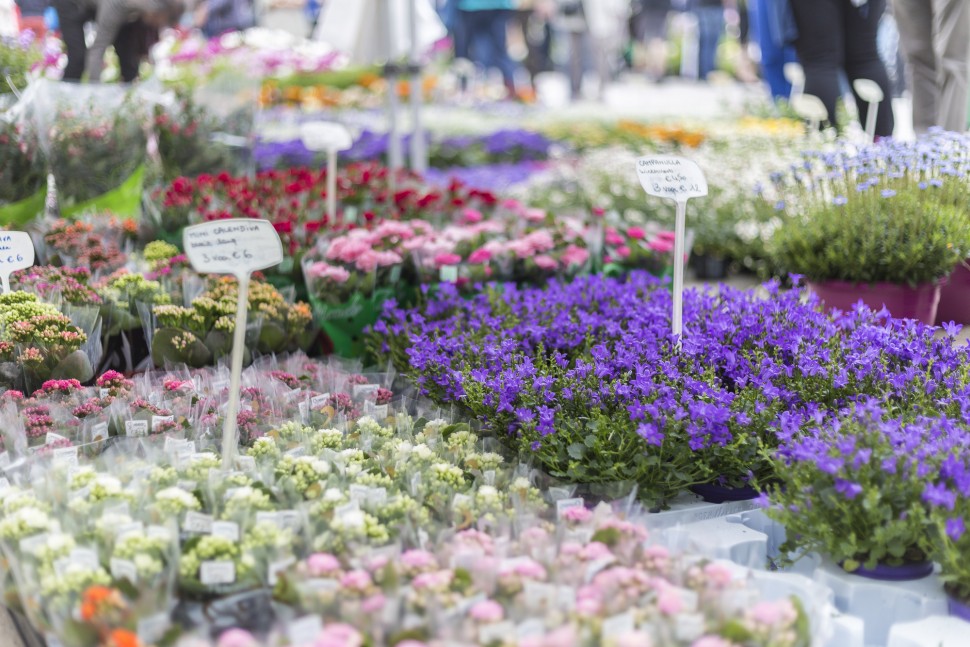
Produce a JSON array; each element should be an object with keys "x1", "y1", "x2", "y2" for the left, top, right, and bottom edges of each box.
[
  {"x1": 807, "y1": 279, "x2": 942, "y2": 325},
  {"x1": 690, "y1": 254, "x2": 728, "y2": 280},
  {"x1": 689, "y1": 482, "x2": 759, "y2": 503},
  {"x1": 935, "y1": 261, "x2": 970, "y2": 325},
  {"x1": 947, "y1": 594, "x2": 970, "y2": 622},
  {"x1": 848, "y1": 560, "x2": 935, "y2": 581}
]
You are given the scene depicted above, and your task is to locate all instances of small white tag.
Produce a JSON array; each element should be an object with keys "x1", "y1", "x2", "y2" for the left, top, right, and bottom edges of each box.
[
  {"x1": 517, "y1": 619, "x2": 545, "y2": 638},
  {"x1": 278, "y1": 510, "x2": 300, "y2": 530},
  {"x1": 287, "y1": 614, "x2": 324, "y2": 645},
  {"x1": 99, "y1": 388, "x2": 111, "y2": 398},
  {"x1": 236, "y1": 456, "x2": 256, "y2": 471},
  {"x1": 439, "y1": 265, "x2": 459, "y2": 283},
  {"x1": 268, "y1": 556, "x2": 296, "y2": 586},
  {"x1": 366, "y1": 402, "x2": 389, "y2": 419},
  {"x1": 285, "y1": 446, "x2": 307, "y2": 458},
  {"x1": 335, "y1": 501, "x2": 360, "y2": 518},
  {"x1": 52, "y1": 446, "x2": 78, "y2": 467},
  {"x1": 256, "y1": 511, "x2": 278, "y2": 526},
  {"x1": 310, "y1": 393, "x2": 330, "y2": 409},
  {"x1": 601, "y1": 611, "x2": 635, "y2": 638},
  {"x1": 452, "y1": 493, "x2": 471, "y2": 508},
  {"x1": 298, "y1": 401, "x2": 309, "y2": 422},
  {"x1": 151, "y1": 415, "x2": 175, "y2": 432},
  {"x1": 211, "y1": 521, "x2": 240, "y2": 542},
  {"x1": 45, "y1": 432, "x2": 68, "y2": 445},
  {"x1": 353, "y1": 384, "x2": 379, "y2": 398},
  {"x1": 137, "y1": 613, "x2": 170, "y2": 644},
  {"x1": 70, "y1": 548, "x2": 100, "y2": 571},
  {"x1": 299, "y1": 121, "x2": 353, "y2": 152},
  {"x1": 367, "y1": 487, "x2": 387, "y2": 507},
  {"x1": 183, "y1": 511, "x2": 213, "y2": 534},
  {"x1": 556, "y1": 497, "x2": 585, "y2": 520},
  {"x1": 125, "y1": 420, "x2": 149, "y2": 437},
  {"x1": 90, "y1": 422, "x2": 109, "y2": 441},
  {"x1": 199, "y1": 560, "x2": 236, "y2": 585},
  {"x1": 479, "y1": 622, "x2": 515, "y2": 644},
  {"x1": 110, "y1": 558, "x2": 138, "y2": 583},
  {"x1": 349, "y1": 484, "x2": 369, "y2": 503}
]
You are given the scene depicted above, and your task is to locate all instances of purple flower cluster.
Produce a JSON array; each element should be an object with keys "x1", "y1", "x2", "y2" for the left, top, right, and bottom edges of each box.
[{"x1": 374, "y1": 273, "x2": 970, "y2": 506}]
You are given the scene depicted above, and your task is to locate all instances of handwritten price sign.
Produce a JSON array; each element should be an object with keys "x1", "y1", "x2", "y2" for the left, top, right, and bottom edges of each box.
[
  {"x1": 0, "y1": 232, "x2": 35, "y2": 293},
  {"x1": 635, "y1": 156, "x2": 708, "y2": 203},
  {"x1": 183, "y1": 220, "x2": 283, "y2": 278}
]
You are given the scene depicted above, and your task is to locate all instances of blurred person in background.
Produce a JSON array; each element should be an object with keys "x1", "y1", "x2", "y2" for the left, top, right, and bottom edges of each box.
[
  {"x1": 892, "y1": 0, "x2": 970, "y2": 133},
  {"x1": 458, "y1": 0, "x2": 517, "y2": 96},
  {"x1": 788, "y1": 0, "x2": 893, "y2": 137},
  {"x1": 193, "y1": 0, "x2": 253, "y2": 38},
  {"x1": 53, "y1": 0, "x2": 183, "y2": 82},
  {"x1": 749, "y1": 0, "x2": 798, "y2": 99},
  {"x1": 15, "y1": 0, "x2": 48, "y2": 34},
  {"x1": 689, "y1": 0, "x2": 725, "y2": 80},
  {"x1": 631, "y1": 0, "x2": 671, "y2": 81},
  {"x1": 511, "y1": 0, "x2": 552, "y2": 89}
]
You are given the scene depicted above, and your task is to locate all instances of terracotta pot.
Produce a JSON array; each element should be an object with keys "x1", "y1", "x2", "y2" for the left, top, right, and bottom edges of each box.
[
  {"x1": 935, "y1": 261, "x2": 970, "y2": 325},
  {"x1": 807, "y1": 279, "x2": 942, "y2": 325}
]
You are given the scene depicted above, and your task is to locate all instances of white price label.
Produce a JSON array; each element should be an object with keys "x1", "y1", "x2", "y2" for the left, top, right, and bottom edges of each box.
[
  {"x1": 268, "y1": 556, "x2": 296, "y2": 586},
  {"x1": 137, "y1": 613, "x2": 170, "y2": 644},
  {"x1": 90, "y1": 422, "x2": 109, "y2": 441},
  {"x1": 110, "y1": 558, "x2": 138, "y2": 583},
  {"x1": 353, "y1": 384, "x2": 379, "y2": 398},
  {"x1": 211, "y1": 521, "x2": 240, "y2": 542},
  {"x1": 99, "y1": 388, "x2": 111, "y2": 398},
  {"x1": 366, "y1": 403, "x2": 389, "y2": 419},
  {"x1": 439, "y1": 265, "x2": 459, "y2": 283},
  {"x1": 299, "y1": 121, "x2": 353, "y2": 152},
  {"x1": 0, "y1": 231, "x2": 35, "y2": 292},
  {"x1": 635, "y1": 156, "x2": 708, "y2": 203},
  {"x1": 70, "y1": 548, "x2": 100, "y2": 571},
  {"x1": 601, "y1": 611, "x2": 635, "y2": 637},
  {"x1": 199, "y1": 560, "x2": 236, "y2": 585},
  {"x1": 335, "y1": 501, "x2": 360, "y2": 518},
  {"x1": 310, "y1": 393, "x2": 330, "y2": 409},
  {"x1": 348, "y1": 484, "x2": 369, "y2": 503},
  {"x1": 183, "y1": 511, "x2": 213, "y2": 534},
  {"x1": 52, "y1": 446, "x2": 78, "y2": 467},
  {"x1": 125, "y1": 420, "x2": 149, "y2": 437},
  {"x1": 183, "y1": 219, "x2": 283, "y2": 278},
  {"x1": 287, "y1": 614, "x2": 324, "y2": 645}
]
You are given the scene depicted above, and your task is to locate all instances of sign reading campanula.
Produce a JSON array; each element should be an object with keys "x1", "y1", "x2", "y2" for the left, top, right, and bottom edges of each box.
[
  {"x1": 183, "y1": 219, "x2": 283, "y2": 278},
  {"x1": 635, "y1": 156, "x2": 708, "y2": 203}
]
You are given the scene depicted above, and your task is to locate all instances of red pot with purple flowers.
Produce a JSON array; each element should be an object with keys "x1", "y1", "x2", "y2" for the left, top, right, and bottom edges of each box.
[
  {"x1": 807, "y1": 279, "x2": 943, "y2": 325},
  {"x1": 935, "y1": 260, "x2": 970, "y2": 325}
]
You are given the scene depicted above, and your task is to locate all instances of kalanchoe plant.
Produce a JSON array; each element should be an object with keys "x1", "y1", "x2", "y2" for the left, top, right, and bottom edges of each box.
[
  {"x1": 151, "y1": 277, "x2": 314, "y2": 368},
  {"x1": 12, "y1": 266, "x2": 102, "y2": 307},
  {"x1": 762, "y1": 401, "x2": 970, "y2": 572},
  {"x1": 0, "y1": 117, "x2": 45, "y2": 207}
]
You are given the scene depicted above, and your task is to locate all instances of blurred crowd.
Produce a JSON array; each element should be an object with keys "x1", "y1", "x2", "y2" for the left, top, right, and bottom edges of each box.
[{"x1": 4, "y1": 0, "x2": 968, "y2": 133}]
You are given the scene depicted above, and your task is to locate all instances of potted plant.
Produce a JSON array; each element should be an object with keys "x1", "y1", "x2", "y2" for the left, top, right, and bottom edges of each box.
[
  {"x1": 770, "y1": 137, "x2": 970, "y2": 324},
  {"x1": 763, "y1": 402, "x2": 958, "y2": 579}
]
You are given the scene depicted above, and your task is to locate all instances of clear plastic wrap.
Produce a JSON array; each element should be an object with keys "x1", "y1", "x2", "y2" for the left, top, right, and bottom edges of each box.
[{"x1": 30, "y1": 80, "x2": 147, "y2": 216}]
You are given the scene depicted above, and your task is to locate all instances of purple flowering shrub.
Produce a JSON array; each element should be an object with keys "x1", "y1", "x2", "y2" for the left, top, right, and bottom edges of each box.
[
  {"x1": 924, "y1": 422, "x2": 970, "y2": 601},
  {"x1": 770, "y1": 134, "x2": 970, "y2": 285},
  {"x1": 763, "y1": 400, "x2": 970, "y2": 571},
  {"x1": 371, "y1": 273, "x2": 970, "y2": 508}
]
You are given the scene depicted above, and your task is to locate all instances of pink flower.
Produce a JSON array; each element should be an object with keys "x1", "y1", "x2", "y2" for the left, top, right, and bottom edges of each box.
[
  {"x1": 691, "y1": 637, "x2": 736, "y2": 647},
  {"x1": 617, "y1": 632, "x2": 653, "y2": 647},
  {"x1": 361, "y1": 593, "x2": 386, "y2": 613},
  {"x1": 401, "y1": 549, "x2": 438, "y2": 570},
  {"x1": 523, "y1": 208, "x2": 546, "y2": 222},
  {"x1": 579, "y1": 541, "x2": 612, "y2": 561},
  {"x1": 649, "y1": 238, "x2": 674, "y2": 253},
  {"x1": 617, "y1": 246, "x2": 631, "y2": 259},
  {"x1": 702, "y1": 562, "x2": 734, "y2": 588},
  {"x1": 657, "y1": 587, "x2": 683, "y2": 615},
  {"x1": 306, "y1": 553, "x2": 341, "y2": 577},
  {"x1": 308, "y1": 262, "x2": 351, "y2": 284},
  {"x1": 657, "y1": 230, "x2": 677, "y2": 241},
  {"x1": 217, "y1": 629, "x2": 259, "y2": 647},
  {"x1": 561, "y1": 245, "x2": 589, "y2": 267},
  {"x1": 561, "y1": 506, "x2": 592, "y2": 523},
  {"x1": 533, "y1": 255, "x2": 558, "y2": 271},
  {"x1": 461, "y1": 208, "x2": 483, "y2": 224},
  {"x1": 365, "y1": 554, "x2": 390, "y2": 573},
  {"x1": 469, "y1": 599, "x2": 504, "y2": 622},
  {"x1": 627, "y1": 226, "x2": 646, "y2": 240},
  {"x1": 467, "y1": 248, "x2": 492, "y2": 264},
  {"x1": 434, "y1": 253, "x2": 462, "y2": 268},
  {"x1": 339, "y1": 570, "x2": 372, "y2": 591},
  {"x1": 395, "y1": 642, "x2": 428, "y2": 647},
  {"x1": 412, "y1": 569, "x2": 454, "y2": 590},
  {"x1": 314, "y1": 623, "x2": 363, "y2": 647},
  {"x1": 543, "y1": 626, "x2": 578, "y2": 647},
  {"x1": 605, "y1": 229, "x2": 625, "y2": 246},
  {"x1": 748, "y1": 600, "x2": 796, "y2": 627}
]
